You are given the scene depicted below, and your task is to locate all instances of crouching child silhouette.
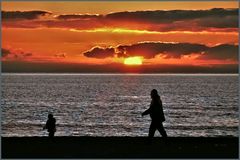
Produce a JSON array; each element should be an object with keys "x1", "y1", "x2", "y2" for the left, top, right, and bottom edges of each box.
[
  {"x1": 142, "y1": 89, "x2": 167, "y2": 140},
  {"x1": 43, "y1": 114, "x2": 56, "y2": 139}
]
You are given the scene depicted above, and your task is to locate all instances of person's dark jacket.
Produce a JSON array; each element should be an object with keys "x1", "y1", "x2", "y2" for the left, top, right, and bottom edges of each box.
[
  {"x1": 45, "y1": 118, "x2": 56, "y2": 132},
  {"x1": 142, "y1": 96, "x2": 165, "y2": 122}
]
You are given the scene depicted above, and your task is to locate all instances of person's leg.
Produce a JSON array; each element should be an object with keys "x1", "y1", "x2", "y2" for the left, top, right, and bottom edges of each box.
[
  {"x1": 147, "y1": 121, "x2": 157, "y2": 144},
  {"x1": 49, "y1": 132, "x2": 54, "y2": 138},
  {"x1": 148, "y1": 121, "x2": 157, "y2": 138},
  {"x1": 157, "y1": 122, "x2": 167, "y2": 137}
]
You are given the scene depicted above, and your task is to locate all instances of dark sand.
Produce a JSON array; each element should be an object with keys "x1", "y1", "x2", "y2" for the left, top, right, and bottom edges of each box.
[{"x1": 2, "y1": 137, "x2": 238, "y2": 158}]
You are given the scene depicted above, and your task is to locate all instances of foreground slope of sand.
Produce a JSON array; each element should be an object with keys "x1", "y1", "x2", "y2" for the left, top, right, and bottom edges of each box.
[{"x1": 2, "y1": 137, "x2": 238, "y2": 158}]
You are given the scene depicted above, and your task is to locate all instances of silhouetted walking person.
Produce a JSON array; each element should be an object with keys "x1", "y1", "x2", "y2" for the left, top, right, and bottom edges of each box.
[
  {"x1": 142, "y1": 89, "x2": 167, "y2": 138},
  {"x1": 43, "y1": 114, "x2": 56, "y2": 138}
]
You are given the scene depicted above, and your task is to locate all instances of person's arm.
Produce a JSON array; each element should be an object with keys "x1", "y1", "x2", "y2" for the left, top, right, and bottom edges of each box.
[
  {"x1": 142, "y1": 101, "x2": 153, "y2": 116},
  {"x1": 142, "y1": 107, "x2": 151, "y2": 116}
]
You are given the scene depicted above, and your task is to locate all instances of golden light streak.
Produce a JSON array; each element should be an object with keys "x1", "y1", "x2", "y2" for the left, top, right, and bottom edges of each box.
[{"x1": 69, "y1": 28, "x2": 238, "y2": 35}]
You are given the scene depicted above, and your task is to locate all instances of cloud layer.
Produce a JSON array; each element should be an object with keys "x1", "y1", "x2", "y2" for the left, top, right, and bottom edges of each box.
[
  {"x1": 2, "y1": 48, "x2": 11, "y2": 57},
  {"x1": 105, "y1": 8, "x2": 238, "y2": 28},
  {"x1": 83, "y1": 42, "x2": 238, "y2": 61},
  {"x1": 83, "y1": 47, "x2": 115, "y2": 59},
  {"x1": 1, "y1": 48, "x2": 33, "y2": 59},
  {"x1": 2, "y1": 8, "x2": 238, "y2": 32},
  {"x1": 2, "y1": 10, "x2": 51, "y2": 20}
]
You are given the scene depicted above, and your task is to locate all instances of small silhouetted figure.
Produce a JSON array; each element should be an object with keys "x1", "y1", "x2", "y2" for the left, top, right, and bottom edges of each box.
[
  {"x1": 43, "y1": 114, "x2": 56, "y2": 138},
  {"x1": 142, "y1": 89, "x2": 167, "y2": 138}
]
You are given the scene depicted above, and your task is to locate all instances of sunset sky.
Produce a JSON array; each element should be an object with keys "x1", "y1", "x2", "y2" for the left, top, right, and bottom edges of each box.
[{"x1": 2, "y1": 1, "x2": 238, "y2": 73}]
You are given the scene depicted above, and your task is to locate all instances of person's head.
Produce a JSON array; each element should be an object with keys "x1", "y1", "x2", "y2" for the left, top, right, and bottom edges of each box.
[
  {"x1": 151, "y1": 89, "x2": 159, "y2": 99},
  {"x1": 48, "y1": 114, "x2": 53, "y2": 119}
]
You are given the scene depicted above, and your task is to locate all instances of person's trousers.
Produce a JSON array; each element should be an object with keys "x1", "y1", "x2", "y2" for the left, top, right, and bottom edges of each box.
[{"x1": 148, "y1": 121, "x2": 167, "y2": 137}]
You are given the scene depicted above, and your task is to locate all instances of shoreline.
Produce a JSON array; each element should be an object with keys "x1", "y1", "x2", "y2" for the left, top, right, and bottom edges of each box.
[{"x1": 2, "y1": 136, "x2": 238, "y2": 158}]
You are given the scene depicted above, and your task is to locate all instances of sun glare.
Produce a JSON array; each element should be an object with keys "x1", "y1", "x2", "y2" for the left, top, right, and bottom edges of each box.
[{"x1": 124, "y1": 56, "x2": 143, "y2": 65}]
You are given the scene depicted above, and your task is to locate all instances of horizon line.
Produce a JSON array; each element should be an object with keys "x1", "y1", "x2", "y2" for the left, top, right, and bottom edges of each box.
[{"x1": 1, "y1": 72, "x2": 238, "y2": 76}]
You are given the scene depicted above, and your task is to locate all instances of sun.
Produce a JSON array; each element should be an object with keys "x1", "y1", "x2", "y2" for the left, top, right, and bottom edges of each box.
[{"x1": 124, "y1": 56, "x2": 143, "y2": 65}]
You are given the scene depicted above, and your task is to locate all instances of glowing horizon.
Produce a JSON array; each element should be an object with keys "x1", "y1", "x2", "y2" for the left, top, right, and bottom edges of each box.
[{"x1": 124, "y1": 57, "x2": 143, "y2": 65}]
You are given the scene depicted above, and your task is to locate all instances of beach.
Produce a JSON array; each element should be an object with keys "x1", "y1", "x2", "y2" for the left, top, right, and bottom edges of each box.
[{"x1": 2, "y1": 137, "x2": 238, "y2": 158}]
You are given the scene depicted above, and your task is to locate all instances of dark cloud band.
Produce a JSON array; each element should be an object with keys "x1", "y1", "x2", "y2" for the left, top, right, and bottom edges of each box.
[
  {"x1": 83, "y1": 42, "x2": 238, "y2": 61},
  {"x1": 83, "y1": 47, "x2": 115, "y2": 59},
  {"x1": 57, "y1": 8, "x2": 238, "y2": 28},
  {"x1": 1, "y1": 48, "x2": 33, "y2": 59},
  {"x1": 2, "y1": 8, "x2": 238, "y2": 30},
  {"x1": 2, "y1": 10, "x2": 51, "y2": 20},
  {"x1": 2, "y1": 48, "x2": 11, "y2": 57}
]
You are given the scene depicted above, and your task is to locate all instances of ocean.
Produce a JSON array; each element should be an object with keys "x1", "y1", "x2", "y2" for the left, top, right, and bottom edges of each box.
[{"x1": 2, "y1": 73, "x2": 238, "y2": 137}]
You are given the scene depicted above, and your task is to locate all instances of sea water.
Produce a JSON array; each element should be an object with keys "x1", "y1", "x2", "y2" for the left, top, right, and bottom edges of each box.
[{"x1": 2, "y1": 73, "x2": 238, "y2": 137}]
